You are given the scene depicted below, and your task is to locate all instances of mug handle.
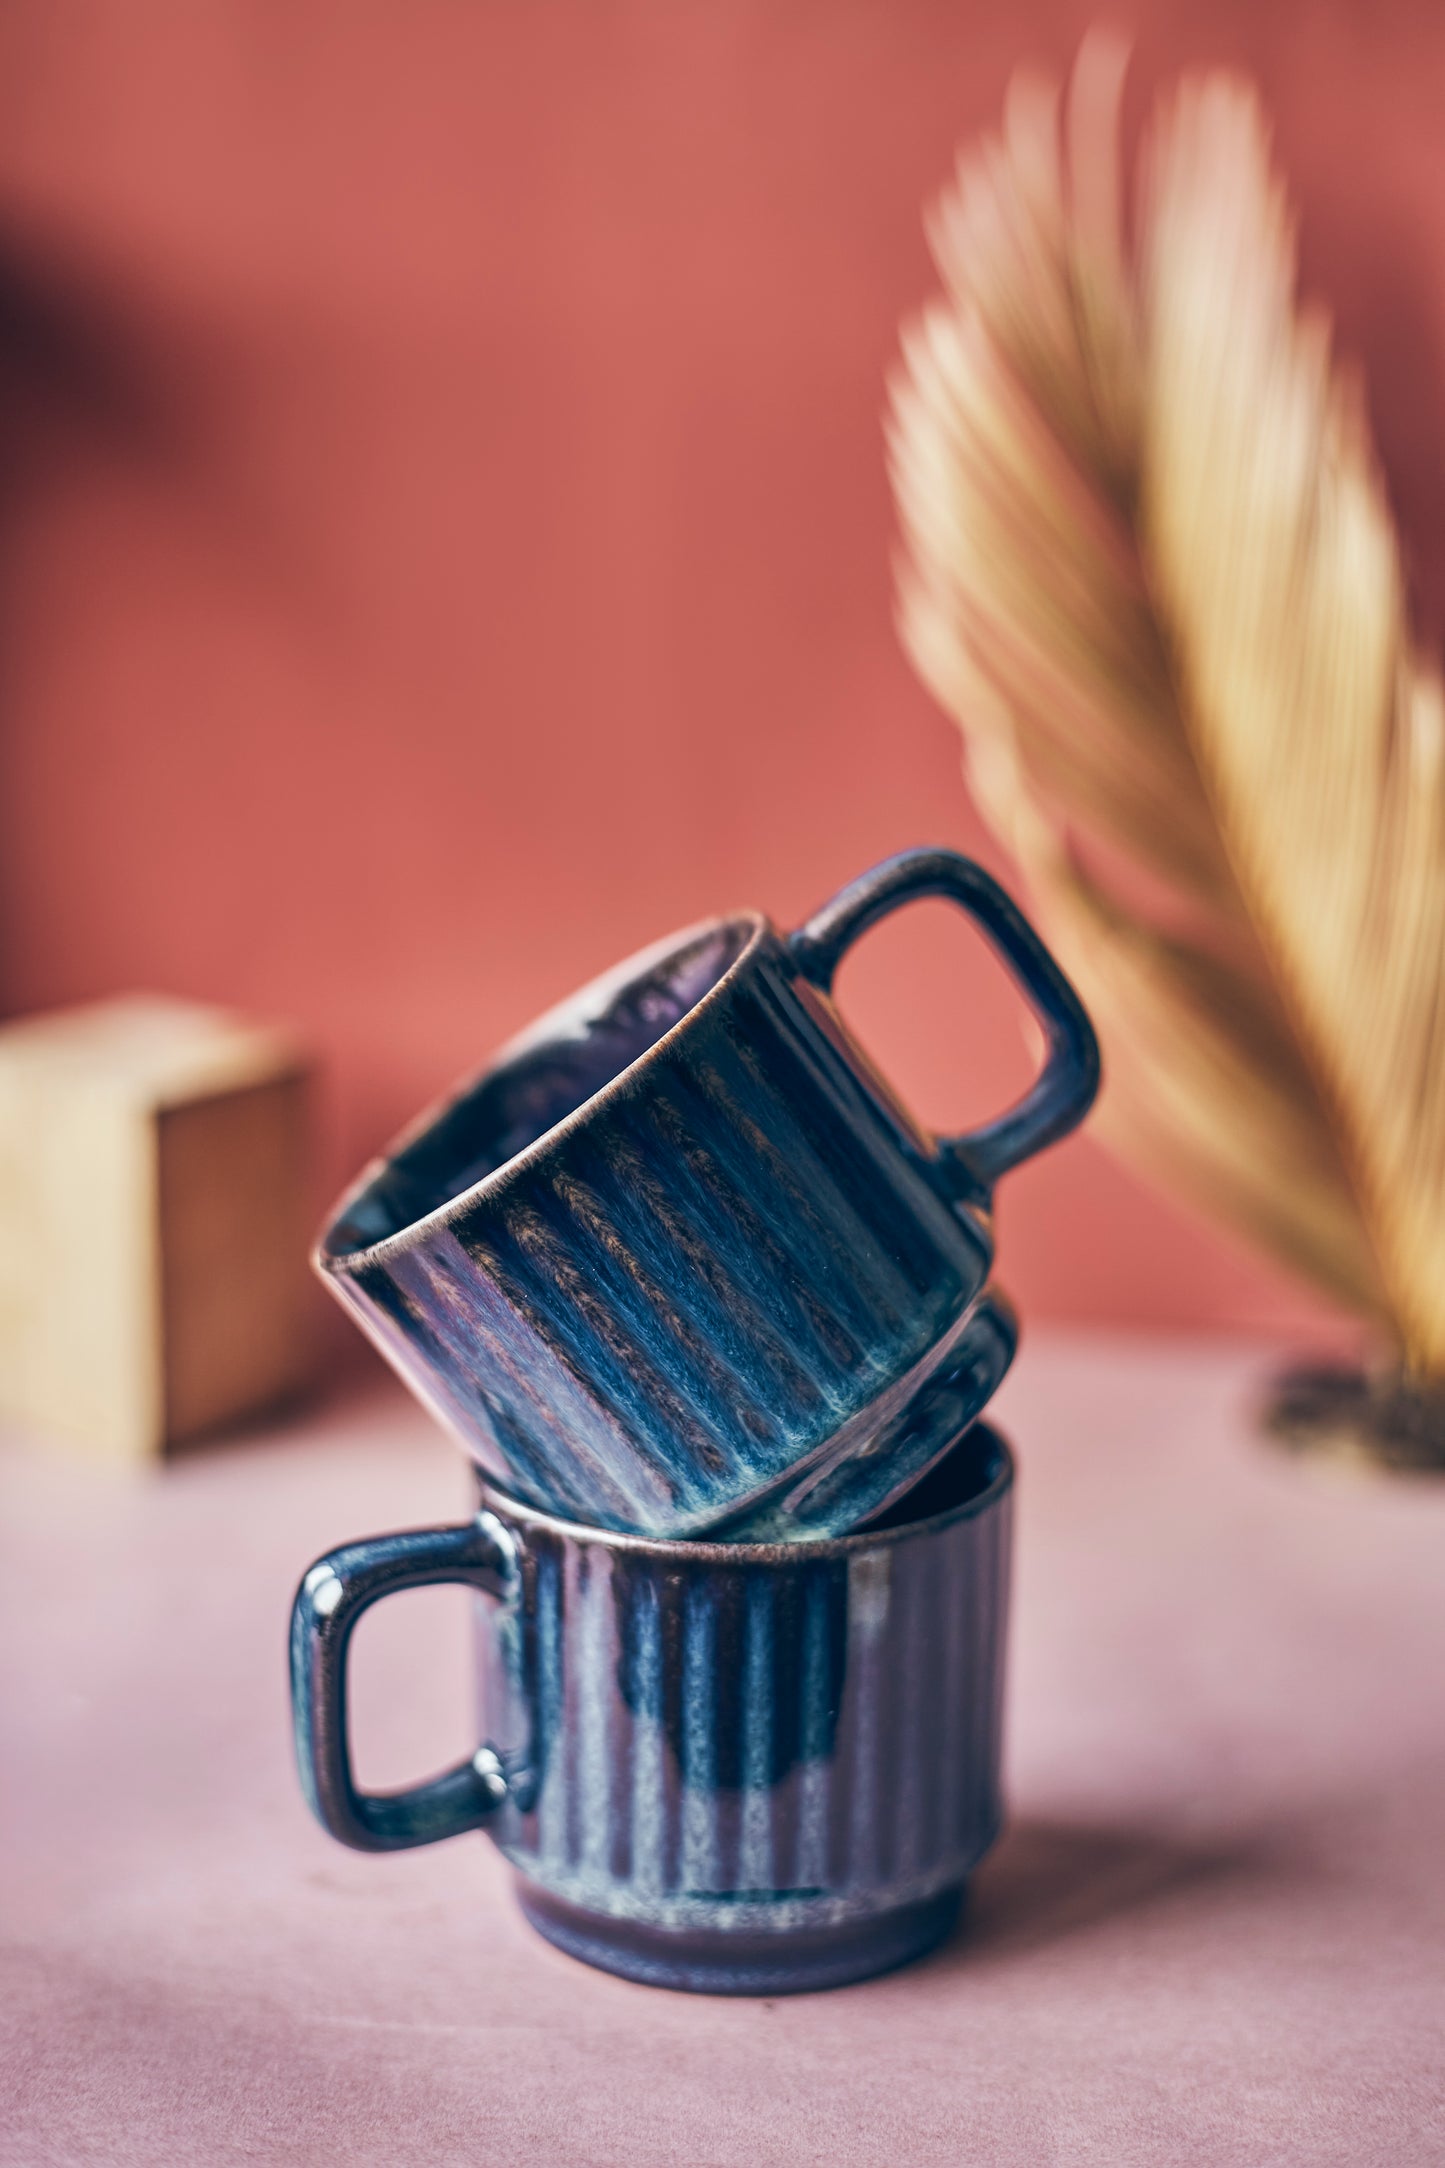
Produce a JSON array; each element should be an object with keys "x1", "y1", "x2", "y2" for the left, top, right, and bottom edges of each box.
[
  {"x1": 289, "y1": 1515, "x2": 516, "y2": 1852},
  {"x1": 788, "y1": 847, "x2": 1100, "y2": 1201}
]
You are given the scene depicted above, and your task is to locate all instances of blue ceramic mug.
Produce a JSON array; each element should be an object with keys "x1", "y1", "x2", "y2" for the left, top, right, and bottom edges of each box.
[
  {"x1": 290, "y1": 1419, "x2": 1013, "y2": 1994},
  {"x1": 316, "y1": 849, "x2": 1097, "y2": 1538}
]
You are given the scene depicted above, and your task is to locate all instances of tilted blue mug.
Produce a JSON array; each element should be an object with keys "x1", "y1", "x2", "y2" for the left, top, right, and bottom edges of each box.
[
  {"x1": 290, "y1": 1418, "x2": 1014, "y2": 1994},
  {"x1": 316, "y1": 848, "x2": 1097, "y2": 1539}
]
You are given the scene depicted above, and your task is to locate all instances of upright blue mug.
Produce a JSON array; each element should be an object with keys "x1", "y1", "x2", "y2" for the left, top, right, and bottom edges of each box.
[
  {"x1": 316, "y1": 849, "x2": 1097, "y2": 1539},
  {"x1": 290, "y1": 1420, "x2": 1014, "y2": 1994}
]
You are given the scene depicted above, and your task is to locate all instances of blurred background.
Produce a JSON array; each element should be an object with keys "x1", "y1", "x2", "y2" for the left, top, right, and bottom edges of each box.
[{"x1": 0, "y1": 0, "x2": 1431, "y2": 1387}]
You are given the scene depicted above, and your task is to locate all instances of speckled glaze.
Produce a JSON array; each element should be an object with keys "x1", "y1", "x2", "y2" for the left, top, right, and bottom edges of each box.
[
  {"x1": 316, "y1": 850, "x2": 1096, "y2": 1539},
  {"x1": 290, "y1": 1421, "x2": 1013, "y2": 1994}
]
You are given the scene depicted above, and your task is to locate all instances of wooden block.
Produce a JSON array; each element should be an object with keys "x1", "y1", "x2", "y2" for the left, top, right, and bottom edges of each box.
[{"x1": 0, "y1": 994, "x2": 313, "y2": 1462}]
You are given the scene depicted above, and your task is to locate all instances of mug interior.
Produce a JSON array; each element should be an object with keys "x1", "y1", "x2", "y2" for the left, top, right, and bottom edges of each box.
[
  {"x1": 322, "y1": 917, "x2": 755, "y2": 1261},
  {"x1": 863, "y1": 1417, "x2": 1005, "y2": 1532}
]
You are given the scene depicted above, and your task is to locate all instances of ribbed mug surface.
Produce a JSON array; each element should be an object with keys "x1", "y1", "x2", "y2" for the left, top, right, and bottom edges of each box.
[
  {"x1": 473, "y1": 1425, "x2": 1013, "y2": 1991},
  {"x1": 315, "y1": 850, "x2": 1096, "y2": 1539}
]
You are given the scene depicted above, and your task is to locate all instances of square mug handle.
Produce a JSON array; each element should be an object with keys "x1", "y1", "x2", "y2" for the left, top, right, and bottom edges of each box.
[
  {"x1": 289, "y1": 1516, "x2": 516, "y2": 1851},
  {"x1": 788, "y1": 847, "x2": 1100, "y2": 1202}
]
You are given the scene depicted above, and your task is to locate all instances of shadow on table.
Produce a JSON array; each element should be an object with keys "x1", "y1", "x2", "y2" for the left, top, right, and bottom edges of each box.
[{"x1": 921, "y1": 1814, "x2": 1295, "y2": 1973}]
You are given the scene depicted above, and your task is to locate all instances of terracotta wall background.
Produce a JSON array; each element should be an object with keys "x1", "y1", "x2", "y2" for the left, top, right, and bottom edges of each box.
[{"x1": 0, "y1": 0, "x2": 1435, "y2": 1353}]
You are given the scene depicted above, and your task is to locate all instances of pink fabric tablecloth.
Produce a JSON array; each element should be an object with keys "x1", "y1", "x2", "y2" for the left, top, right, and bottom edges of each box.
[{"x1": 3, "y1": 1335, "x2": 1444, "y2": 2166}]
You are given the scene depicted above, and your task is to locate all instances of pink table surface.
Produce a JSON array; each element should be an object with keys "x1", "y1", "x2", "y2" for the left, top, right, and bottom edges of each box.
[{"x1": 3, "y1": 1334, "x2": 1444, "y2": 2167}]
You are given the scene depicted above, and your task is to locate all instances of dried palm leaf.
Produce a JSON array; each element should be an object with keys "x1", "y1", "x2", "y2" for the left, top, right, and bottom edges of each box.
[{"x1": 889, "y1": 33, "x2": 1445, "y2": 1397}]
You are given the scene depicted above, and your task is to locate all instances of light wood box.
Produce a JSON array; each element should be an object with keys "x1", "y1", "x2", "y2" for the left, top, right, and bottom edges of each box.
[{"x1": 0, "y1": 995, "x2": 313, "y2": 1462}]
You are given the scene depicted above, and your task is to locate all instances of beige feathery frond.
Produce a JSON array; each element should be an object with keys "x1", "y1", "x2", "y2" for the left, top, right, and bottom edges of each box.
[{"x1": 889, "y1": 33, "x2": 1445, "y2": 1370}]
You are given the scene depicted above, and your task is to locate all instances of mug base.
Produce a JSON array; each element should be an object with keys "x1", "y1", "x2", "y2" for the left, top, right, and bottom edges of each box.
[{"x1": 514, "y1": 1876, "x2": 965, "y2": 1995}]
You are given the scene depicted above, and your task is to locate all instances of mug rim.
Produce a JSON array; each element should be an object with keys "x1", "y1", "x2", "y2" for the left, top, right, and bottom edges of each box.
[
  {"x1": 474, "y1": 1424, "x2": 1014, "y2": 1562},
  {"x1": 316, "y1": 907, "x2": 771, "y2": 1276}
]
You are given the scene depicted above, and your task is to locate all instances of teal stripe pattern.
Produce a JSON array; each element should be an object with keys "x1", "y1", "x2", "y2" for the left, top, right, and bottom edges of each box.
[{"x1": 319, "y1": 915, "x2": 1001, "y2": 1539}]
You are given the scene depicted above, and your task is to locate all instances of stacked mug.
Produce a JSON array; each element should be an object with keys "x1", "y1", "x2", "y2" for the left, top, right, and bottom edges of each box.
[{"x1": 290, "y1": 849, "x2": 1099, "y2": 1993}]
